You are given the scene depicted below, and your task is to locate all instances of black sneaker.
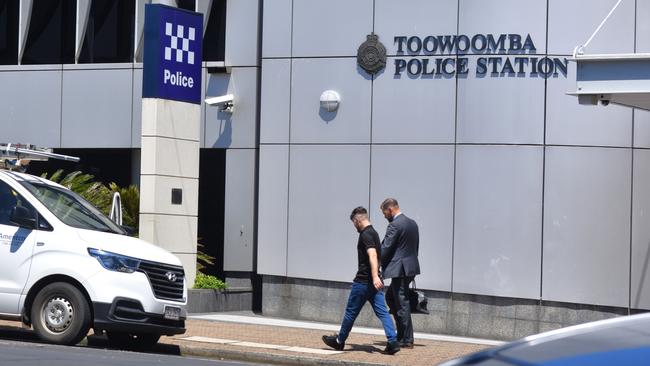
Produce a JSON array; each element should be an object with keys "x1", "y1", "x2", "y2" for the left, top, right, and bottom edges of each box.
[
  {"x1": 384, "y1": 340, "x2": 401, "y2": 355},
  {"x1": 322, "y1": 335, "x2": 344, "y2": 351}
]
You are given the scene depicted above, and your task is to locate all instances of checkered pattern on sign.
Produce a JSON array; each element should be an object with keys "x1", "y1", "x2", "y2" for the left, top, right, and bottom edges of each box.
[{"x1": 164, "y1": 22, "x2": 196, "y2": 65}]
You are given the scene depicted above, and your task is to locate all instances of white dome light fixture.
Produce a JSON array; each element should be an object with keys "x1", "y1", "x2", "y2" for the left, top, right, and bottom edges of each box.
[{"x1": 320, "y1": 90, "x2": 341, "y2": 112}]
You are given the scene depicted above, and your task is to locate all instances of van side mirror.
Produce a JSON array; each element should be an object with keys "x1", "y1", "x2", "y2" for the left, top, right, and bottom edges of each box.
[{"x1": 10, "y1": 206, "x2": 36, "y2": 229}]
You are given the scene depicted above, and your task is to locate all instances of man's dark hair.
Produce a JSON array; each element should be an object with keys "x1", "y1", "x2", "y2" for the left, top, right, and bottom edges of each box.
[
  {"x1": 380, "y1": 198, "x2": 399, "y2": 210},
  {"x1": 350, "y1": 206, "x2": 368, "y2": 220}
]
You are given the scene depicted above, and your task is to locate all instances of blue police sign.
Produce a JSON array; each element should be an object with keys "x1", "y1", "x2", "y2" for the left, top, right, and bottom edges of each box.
[{"x1": 143, "y1": 4, "x2": 203, "y2": 104}]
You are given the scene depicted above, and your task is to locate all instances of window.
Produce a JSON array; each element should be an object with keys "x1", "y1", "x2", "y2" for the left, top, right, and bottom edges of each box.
[
  {"x1": 0, "y1": 0, "x2": 18, "y2": 64},
  {"x1": 0, "y1": 181, "x2": 36, "y2": 228},
  {"x1": 79, "y1": 0, "x2": 135, "y2": 63},
  {"x1": 177, "y1": 0, "x2": 195, "y2": 12},
  {"x1": 20, "y1": 181, "x2": 125, "y2": 235},
  {"x1": 22, "y1": 0, "x2": 75, "y2": 64},
  {"x1": 203, "y1": 0, "x2": 226, "y2": 61}
]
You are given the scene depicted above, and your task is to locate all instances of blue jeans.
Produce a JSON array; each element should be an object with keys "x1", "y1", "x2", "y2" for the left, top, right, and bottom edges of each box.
[{"x1": 337, "y1": 281, "x2": 397, "y2": 343}]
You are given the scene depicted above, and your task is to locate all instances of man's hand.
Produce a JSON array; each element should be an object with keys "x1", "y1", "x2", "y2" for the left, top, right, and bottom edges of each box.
[
  {"x1": 373, "y1": 275, "x2": 384, "y2": 290},
  {"x1": 367, "y1": 248, "x2": 382, "y2": 290}
]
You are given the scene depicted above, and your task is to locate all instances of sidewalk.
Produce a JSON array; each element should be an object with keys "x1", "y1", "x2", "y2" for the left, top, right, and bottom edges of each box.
[
  {"x1": 0, "y1": 313, "x2": 502, "y2": 366},
  {"x1": 163, "y1": 312, "x2": 502, "y2": 366}
]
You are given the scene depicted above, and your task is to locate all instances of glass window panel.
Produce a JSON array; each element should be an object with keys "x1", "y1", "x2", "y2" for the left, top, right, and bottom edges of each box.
[
  {"x1": 22, "y1": 0, "x2": 75, "y2": 64},
  {"x1": 203, "y1": 0, "x2": 225, "y2": 61},
  {"x1": 79, "y1": 0, "x2": 135, "y2": 63},
  {"x1": 0, "y1": 0, "x2": 18, "y2": 65},
  {"x1": 177, "y1": 0, "x2": 195, "y2": 12}
]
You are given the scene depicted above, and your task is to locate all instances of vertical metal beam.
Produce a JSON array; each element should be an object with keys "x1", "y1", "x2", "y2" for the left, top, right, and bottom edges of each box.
[
  {"x1": 196, "y1": 0, "x2": 213, "y2": 35},
  {"x1": 134, "y1": 0, "x2": 151, "y2": 62},
  {"x1": 76, "y1": 0, "x2": 92, "y2": 63},
  {"x1": 136, "y1": 0, "x2": 176, "y2": 62},
  {"x1": 18, "y1": 0, "x2": 33, "y2": 64}
]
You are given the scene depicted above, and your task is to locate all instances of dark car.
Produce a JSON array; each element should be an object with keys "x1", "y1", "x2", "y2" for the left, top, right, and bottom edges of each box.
[{"x1": 439, "y1": 313, "x2": 650, "y2": 365}]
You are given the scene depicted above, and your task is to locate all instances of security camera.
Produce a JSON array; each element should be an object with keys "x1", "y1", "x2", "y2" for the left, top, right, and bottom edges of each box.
[
  {"x1": 205, "y1": 94, "x2": 234, "y2": 112},
  {"x1": 205, "y1": 94, "x2": 233, "y2": 106},
  {"x1": 599, "y1": 95, "x2": 610, "y2": 106}
]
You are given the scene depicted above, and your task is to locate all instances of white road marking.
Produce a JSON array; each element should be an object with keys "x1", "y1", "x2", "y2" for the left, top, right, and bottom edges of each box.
[{"x1": 181, "y1": 335, "x2": 344, "y2": 355}]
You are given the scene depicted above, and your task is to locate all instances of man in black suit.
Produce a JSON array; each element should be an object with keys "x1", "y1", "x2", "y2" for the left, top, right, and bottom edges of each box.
[{"x1": 380, "y1": 198, "x2": 420, "y2": 349}]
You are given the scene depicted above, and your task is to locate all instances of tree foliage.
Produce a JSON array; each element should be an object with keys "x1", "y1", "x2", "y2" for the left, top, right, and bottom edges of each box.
[
  {"x1": 193, "y1": 273, "x2": 227, "y2": 290},
  {"x1": 41, "y1": 170, "x2": 139, "y2": 229}
]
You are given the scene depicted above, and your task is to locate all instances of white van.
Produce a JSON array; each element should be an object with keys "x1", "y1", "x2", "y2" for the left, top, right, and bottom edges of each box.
[{"x1": 0, "y1": 170, "x2": 187, "y2": 347}]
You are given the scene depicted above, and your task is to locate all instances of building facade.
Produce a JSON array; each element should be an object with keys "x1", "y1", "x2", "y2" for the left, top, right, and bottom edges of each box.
[
  {"x1": 1, "y1": 0, "x2": 650, "y2": 340},
  {"x1": 257, "y1": 0, "x2": 650, "y2": 340}
]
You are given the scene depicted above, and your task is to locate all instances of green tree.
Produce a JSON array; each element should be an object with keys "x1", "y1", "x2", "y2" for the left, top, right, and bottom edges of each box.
[
  {"x1": 41, "y1": 170, "x2": 139, "y2": 229},
  {"x1": 108, "y1": 182, "x2": 140, "y2": 229}
]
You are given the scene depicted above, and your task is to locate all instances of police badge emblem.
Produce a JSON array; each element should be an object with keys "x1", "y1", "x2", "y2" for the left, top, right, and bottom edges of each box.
[{"x1": 357, "y1": 33, "x2": 387, "y2": 75}]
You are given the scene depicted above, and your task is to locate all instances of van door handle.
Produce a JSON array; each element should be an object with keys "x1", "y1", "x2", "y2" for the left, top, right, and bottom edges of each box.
[{"x1": 36, "y1": 242, "x2": 45, "y2": 247}]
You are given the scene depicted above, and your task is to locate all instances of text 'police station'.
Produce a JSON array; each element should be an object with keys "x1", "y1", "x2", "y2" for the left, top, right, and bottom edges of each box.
[{"x1": 393, "y1": 34, "x2": 568, "y2": 78}]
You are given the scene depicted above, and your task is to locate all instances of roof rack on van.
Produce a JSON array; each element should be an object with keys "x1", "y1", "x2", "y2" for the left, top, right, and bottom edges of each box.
[{"x1": 0, "y1": 143, "x2": 80, "y2": 172}]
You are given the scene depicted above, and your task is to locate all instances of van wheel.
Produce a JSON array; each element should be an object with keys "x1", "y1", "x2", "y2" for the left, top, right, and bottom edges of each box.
[
  {"x1": 31, "y1": 282, "x2": 91, "y2": 345},
  {"x1": 106, "y1": 331, "x2": 161, "y2": 349}
]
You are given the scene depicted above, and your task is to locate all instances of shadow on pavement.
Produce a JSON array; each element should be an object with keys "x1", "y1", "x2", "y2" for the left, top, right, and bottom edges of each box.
[
  {"x1": 86, "y1": 334, "x2": 182, "y2": 355},
  {"x1": 348, "y1": 343, "x2": 383, "y2": 353},
  {"x1": 0, "y1": 323, "x2": 181, "y2": 356},
  {"x1": 0, "y1": 325, "x2": 39, "y2": 342}
]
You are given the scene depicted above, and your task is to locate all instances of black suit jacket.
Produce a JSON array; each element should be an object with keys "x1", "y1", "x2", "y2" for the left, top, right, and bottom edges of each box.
[{"x1": 381, "y1": 213, "x2": 420, "y2": 279}]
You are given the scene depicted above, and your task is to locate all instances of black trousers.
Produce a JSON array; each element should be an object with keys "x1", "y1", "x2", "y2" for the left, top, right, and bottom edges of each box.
[{"x1": 386, "y1": 276, "x2": 414, "y2": 344}]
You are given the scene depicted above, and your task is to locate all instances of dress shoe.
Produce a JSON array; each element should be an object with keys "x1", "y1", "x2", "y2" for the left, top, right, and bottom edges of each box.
[
  {"x1": 399, "y1": 341, "x2": 414, "y2": 349},
  {"x1": 384, "y1": 340, "x2": 401, "y2": 355},
  {"x1": 322, "y1": 335, "x2": 344, "y2": 350}
]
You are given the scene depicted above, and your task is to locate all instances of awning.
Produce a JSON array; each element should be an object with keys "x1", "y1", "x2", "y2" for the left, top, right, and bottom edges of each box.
[
  {"x1": 568, "y1": 0, "x2": 650, "y2": 111},
  {"x1": 570, "y1": 53, "x2": 650, "y2": 111}
]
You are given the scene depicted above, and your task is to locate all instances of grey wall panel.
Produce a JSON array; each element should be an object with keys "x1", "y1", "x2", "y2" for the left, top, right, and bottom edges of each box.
[
  {"x1": 372, "y1": 58, "x2": 455, "y2": 144},
  {"x1": 260, "y1": 59, "x2": 291, "y2": 144},
  {"x1": 132, "y1": 68, "x2": 143, "y2": 148},
  {"x1": 204, "y1": 67, "x2": 258, "y2": 149},
  {"x1": 632, "y1": 149, "x2": 650, "y2": 310},
  {"x1": 369, "y1": 145, "x2": 455, "y2": 291},
  {"x1": 548, "y1": 0, "x2": 635, "y2": 55},
  {"x1": 634, "y1": 109, "x2": 650, "y2": 148},
  {"x1": 546, "y1": 62, "x2": 632, "y2": 147},
  {"x1": 287, "y1": 145, "x2": 370, "y2": 282},
  {"x1": 459, "y1": 0, "x2": 547, "y2": 54},
  {"x1": 543, "y1": 147, "x2": 631, "y2": 308},
  {"x1": 453, "y1": 145, "x2": 543, "y2": 299},
  {"x1": 374, "y1": 0, "x2": 458, "y2": 55},
  {"x1": 0, "y1": 70, "x2": 62, "y2": 147},
  {"x1": 292, "y1": 0, "x2": 372, "y2": 57},
  {"x1": 224, "y1": 148, "x2": 256, "y2": 272},
  {"x1": 257, "y1": 145, "x2": 289, "y2": 276},
  {"x1": 262, "y1": 0, "x2": 292, "y2": 58},
  {"x1": 457, "y1": 56, "x2": 545, "y2": 144},
  {"x1": 61, "y1": 69, "x2": 133, "y2": 148},
  {"x1": 639, "y1": 0, "x2": 650, "y2": 52},
  {"x1": 225, "y1": 0, "x2": 260, "y2": 66},
  {"x1": 290, "y1": 58, "x2": 372, "y2": 144}
]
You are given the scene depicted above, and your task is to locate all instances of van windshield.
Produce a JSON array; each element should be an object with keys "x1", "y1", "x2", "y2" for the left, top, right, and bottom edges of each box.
[{"x1": 20, "y1": 181, "x2": 125, "y2": 235}]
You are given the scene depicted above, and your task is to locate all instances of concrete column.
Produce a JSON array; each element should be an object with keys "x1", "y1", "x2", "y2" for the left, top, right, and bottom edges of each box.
[{"x1": 139, "y1": 98, "x2": 200, "y2": 285}]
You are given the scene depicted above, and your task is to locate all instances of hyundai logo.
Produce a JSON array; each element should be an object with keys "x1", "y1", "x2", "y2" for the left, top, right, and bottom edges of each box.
[{"x1": 165, "y1": 272, "x2": 178, "y2": 283}]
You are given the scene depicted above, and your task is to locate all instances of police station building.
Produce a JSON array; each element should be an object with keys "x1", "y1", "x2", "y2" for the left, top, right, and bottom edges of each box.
[{"x1": 2, "y1": 0, "x2": 650, "y2": 340}]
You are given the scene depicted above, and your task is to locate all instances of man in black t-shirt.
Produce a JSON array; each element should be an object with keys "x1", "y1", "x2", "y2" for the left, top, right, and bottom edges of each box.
[{"x1": 322, "y1": 206, "x2": 400, "y2": 355}]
